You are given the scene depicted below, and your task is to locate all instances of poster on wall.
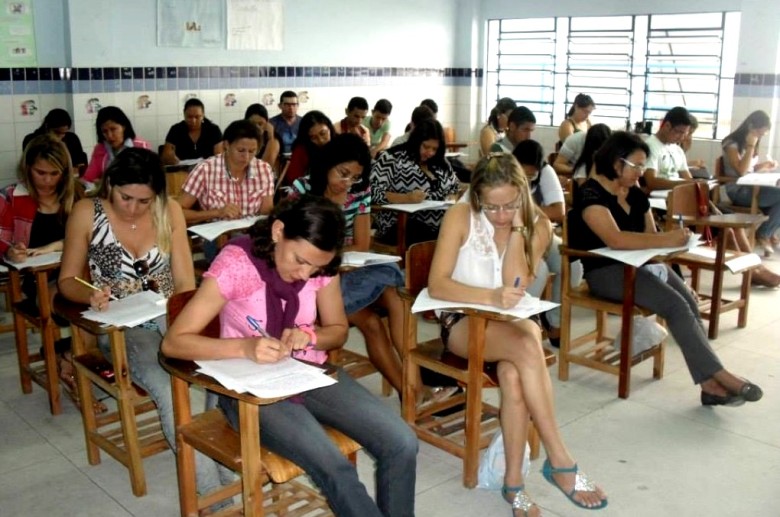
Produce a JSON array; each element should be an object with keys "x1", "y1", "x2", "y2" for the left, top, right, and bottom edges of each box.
[
  {"x1": 0, "y1": 0, "x2": 36, "y2": 66},
  {"x1": 158, "y1": 0, "x2": 225, "y2": 48},
  {"x1": 227, "y1": 0, "x2": 283, "y2": 50}
]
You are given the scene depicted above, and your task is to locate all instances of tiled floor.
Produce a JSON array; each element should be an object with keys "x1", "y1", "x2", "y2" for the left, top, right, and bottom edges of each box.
[{"x1": 1, "y1": 266, "x2": 779, "y2": 516}]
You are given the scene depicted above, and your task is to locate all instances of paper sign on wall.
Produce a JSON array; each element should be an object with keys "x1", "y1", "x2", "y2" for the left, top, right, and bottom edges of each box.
[
  {"x1": 227, "y1": 0, "x2": 283, "y2": 50},
  {"x1": 158, "y1": 0, "x2": 225, "y2": 48},
  {"x1": 0, "y1": 0, "x2": 37, "y2": 66}
]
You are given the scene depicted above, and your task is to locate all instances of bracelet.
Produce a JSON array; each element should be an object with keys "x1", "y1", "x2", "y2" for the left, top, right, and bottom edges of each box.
[
  {"x1": 296, "y1": 324, "x2": 317, "y2": 347},
  {"x1": 511, "y1": 226, "x2": 526, "y2": 234}
]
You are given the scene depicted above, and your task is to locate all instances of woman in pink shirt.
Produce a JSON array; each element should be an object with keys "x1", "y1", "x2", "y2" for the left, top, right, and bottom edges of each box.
[
  {"x1": 162, "y1": 196, "x2": 417, "y2": 517},
  {"x1": 82, "y1": 106, "x2": 150, "y2": 183}
]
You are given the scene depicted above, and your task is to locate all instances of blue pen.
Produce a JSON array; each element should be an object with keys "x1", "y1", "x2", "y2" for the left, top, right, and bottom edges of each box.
[
  {"x1": 514, "y1": 276, "x2": 521, "y2": 288},
  {"x1": 246, "y1": 315, "x2": 271, "y2": 339}
]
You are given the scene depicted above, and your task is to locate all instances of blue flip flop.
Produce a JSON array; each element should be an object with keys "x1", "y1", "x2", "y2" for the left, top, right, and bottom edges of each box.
[{"x1": 541, "y1": 459, "x2": 608, "y2": 510}]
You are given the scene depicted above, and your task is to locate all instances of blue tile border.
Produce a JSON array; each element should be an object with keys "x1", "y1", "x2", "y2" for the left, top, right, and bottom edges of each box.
[{"x1": 0, "y1": 65, "x2": 486, "y2": 95}]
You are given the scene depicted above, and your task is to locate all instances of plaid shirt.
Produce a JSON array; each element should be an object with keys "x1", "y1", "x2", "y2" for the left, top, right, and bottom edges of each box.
[{"x1": 182, "y1": 154, "x2": 274, "y2": 217}]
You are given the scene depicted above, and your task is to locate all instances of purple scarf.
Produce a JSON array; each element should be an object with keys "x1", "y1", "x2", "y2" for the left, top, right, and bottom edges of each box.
[{"x1": 231, "y1": 236, "x2": 305, "y2": 339}]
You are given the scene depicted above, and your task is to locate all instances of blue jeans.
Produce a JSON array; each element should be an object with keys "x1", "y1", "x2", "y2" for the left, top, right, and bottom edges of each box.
[
  {"x1": 219, "y1": 369, "x2": 418, "y2": 517},
  {"x1": 341, "y1": 263, "x2": 404, "y2": 315},
  {"x1": 526, "y1": 235, "x2": 583, "y2": 328},
  {"x1": 98, "y1": 325, "x2": 223, "y2": 497},
  {"x1": 726, "y1": 184, "x2": 780, "y2": 239}
]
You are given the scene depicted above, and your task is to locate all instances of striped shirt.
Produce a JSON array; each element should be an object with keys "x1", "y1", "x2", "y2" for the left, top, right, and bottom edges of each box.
[
  {"x1": 290, "y1": 176, "x2": 371, "y2": 246},
  {"x1": 370, "y1": 147, "x2": 459, "y2": 241},
  {"x1": 182, "y1": 154, "x2": 274, "y2": 218}
]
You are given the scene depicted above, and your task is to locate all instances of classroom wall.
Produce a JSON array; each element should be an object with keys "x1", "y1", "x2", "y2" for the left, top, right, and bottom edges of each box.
[{"x1": 1, "y1": 0, "x2": 777, "y2": 184}]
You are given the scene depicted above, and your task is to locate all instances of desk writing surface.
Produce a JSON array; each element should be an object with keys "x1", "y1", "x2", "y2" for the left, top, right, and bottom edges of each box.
[
  {"x1": 736, "y1": 172, "x2": 780, "y2": 187},
  {"x1": 678, "y1": 213, "x2": 767, "y2": 228}
]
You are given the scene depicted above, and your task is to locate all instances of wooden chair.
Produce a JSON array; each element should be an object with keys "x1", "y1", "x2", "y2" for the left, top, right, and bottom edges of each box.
[
  {"x1": 0, "y1": 267, "x2": 16, "y2": 334},
  {"x1": 8, "y1": 261, "x2": 63, "y2": 414},
  {"x1": 712, "y1": 156, "x2": 760, "y2": 220},
  {"x1": 53, "y1": 294, "x2": 168, "y2": 497},
  {"x1": 163, "y1": 290, "x2": 361, "y2": 516},
  {"x1": 665, "y1": 183, "x2": 761, "y2": 339},
  {"x1": 443, "y1": 126, "x2": 469, "y2": 154},
  {"x1": 558, "y1": 221, "x2": 666, "y2": 399},
  {"x1": 399, "y1": 241, "x2": 556, "y2": 488}
]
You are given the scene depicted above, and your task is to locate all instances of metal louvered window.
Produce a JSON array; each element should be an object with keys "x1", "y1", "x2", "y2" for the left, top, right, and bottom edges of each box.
[{"x1": 486, "y1": 12, "x2": 741, "y2": 139}]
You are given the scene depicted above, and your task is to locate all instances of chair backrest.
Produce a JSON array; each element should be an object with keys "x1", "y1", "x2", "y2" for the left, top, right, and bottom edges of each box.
[
  {"x1": 167, "y1": 290, "x2": 221, "y2": 338},
  {"x1": 443, "y1": 126, "x2": 456, "y2": 145},
  {"x1": 404, "y1": 240, "x2": 437, "y2": 296},
  {"x1": 166, "y1": 170, "x2": 189, "y2": 198},
  {"x1": 664, "y1": 182, "x2": 701, "y2": 230},
  {"x1": 714, "y1": 156, "x2": 724, "y2": 177}
]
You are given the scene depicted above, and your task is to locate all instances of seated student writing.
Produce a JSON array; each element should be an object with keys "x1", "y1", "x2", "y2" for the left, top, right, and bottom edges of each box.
[
  {"x1": 178, "y1": 120, "x2": 274, "y2": 224},
  {"x1": 365, "y1": 99, "x2": 393, "y2": 159},
  {"x1": 2, "y1": 134, "x2": 83, "y2": 407},
  {"x1": 23, "y1": 108, "x2": 87, "y2": 174},
  {"x1": 58, "y1": 148, "x2": 225, "y2": 498},
  {"x1": 245, "y1": 103, "x2": 281, "y2": 170},
  {"x1": 428, "y1": 153, "x2": 607, "y2": 515},
  {"x1": 568, "y1": 131, "x2": 763, "y2": 407},
  {"x1": 82, "y1": 106, "x2": 150, "y2": 184},
  {"x1": 371, "y1": 119, "x2": 460, "y2": 246},
  {"x1": 284, "y1": 111, "x2": 335, "y2": 188},
  {"x1": 161, "y1": 98, "x2": 223, "y2": 165},
  {"x1": 161, "y1": 196, "x2": 418, "y2": 517}
]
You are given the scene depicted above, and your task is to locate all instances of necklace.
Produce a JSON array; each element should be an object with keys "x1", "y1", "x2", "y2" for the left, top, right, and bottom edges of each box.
[{"x1": 131, "y1": 222, "x2": 137, "y2": 230}]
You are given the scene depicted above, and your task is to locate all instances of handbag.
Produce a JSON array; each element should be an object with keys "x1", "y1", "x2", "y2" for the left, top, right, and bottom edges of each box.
[{"x1": 694, "y1": 181, "x2": 714, "y2": 245}]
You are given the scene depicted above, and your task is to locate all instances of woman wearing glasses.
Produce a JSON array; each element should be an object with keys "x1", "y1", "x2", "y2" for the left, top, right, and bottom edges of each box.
[
  {"x1": 568, "y1": 131, "x2": 763, "y2": 407},
  {"x1": 428, "y1": 153, "x2": 607, "y2": 515},
  {"x1": 58, "y1": 148, "x2": 224, "y2": 498},
  {"x1": 371, "y1": 119, "x2": 460, "y2": 246}
]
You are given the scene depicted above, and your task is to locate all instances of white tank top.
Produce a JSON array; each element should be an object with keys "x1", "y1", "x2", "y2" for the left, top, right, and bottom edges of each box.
[{"x1": 451, "y1": 209, "x2": 503, "y2": 289}]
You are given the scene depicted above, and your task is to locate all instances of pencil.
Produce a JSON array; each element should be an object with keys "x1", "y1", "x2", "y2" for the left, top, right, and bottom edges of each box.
[{"x1": 74, "y1": 276, "x2": 119, "y2": 301}]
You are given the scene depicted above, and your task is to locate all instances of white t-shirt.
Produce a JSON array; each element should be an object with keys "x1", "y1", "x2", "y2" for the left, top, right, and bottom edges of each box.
[
  {"x1": 645, "y1": 134, "x2": 689, "y2": 181},
  {"x1": 530, "y1": 164, "x2": 565, "y2": 206},
  {"x1": 558, "y1": 131, "x2": 587, "y2": 164}
]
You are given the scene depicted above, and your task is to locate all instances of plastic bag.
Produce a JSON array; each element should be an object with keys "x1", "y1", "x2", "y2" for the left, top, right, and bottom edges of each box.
[
  {"x1": 477, "y1": 430, "x2": 530, "y2": 490},
  {"x1": 612, "y1": 315, "x2": 668, "y2": 356}
]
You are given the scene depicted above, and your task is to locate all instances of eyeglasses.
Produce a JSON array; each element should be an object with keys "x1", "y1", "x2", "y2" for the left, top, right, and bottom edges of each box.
[
  {"x1": 620, "y1": 158, "x2": 646, "y2": 174},
  {"x1": 335, "y1": 166, "x2": 362, "y2": 184},
  {"x1": 282, "y1": 102, "x2": 298, "y2": 107},
  {"x1": 481, "y1": 196, "x2": 522, "y2": 214},
  {"x1": 133, "y1": 260, "x2": 159, "y2": 293}
]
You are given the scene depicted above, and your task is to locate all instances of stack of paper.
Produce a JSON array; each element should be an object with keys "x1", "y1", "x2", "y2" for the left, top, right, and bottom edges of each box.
[
  {"x1": 5, "y1": 251, "x2": 62, "y2": 269},
  {"x1": 736, "y1": 172, "x2": 780, "y2": 187},
  {"x1": 188, "y1": 216, "x2": 265, "y2": 241},
  {"x1": 81, "y1": 290, "x2": 167, "y2": 328},
  {"x1": 686, "y1": 247, "x2": 762, "y2": 273},
  {"x1": 411, "y1": 288, "x2": 558, "y2": 319},
  {"x1": 342, "y1": 251, "x2": 401, "y2": 267},
  {"x1": 590, "y1": 233, "x2": 703, "y2": 268},
  {"x1": 196, "y1": 356, "x2": 337, "y2": 399}
]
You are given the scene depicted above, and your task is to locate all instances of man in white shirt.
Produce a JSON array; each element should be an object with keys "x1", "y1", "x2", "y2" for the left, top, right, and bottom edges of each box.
[{"x1": 643, "y1": 107, "x2": 693, "y2": 192}]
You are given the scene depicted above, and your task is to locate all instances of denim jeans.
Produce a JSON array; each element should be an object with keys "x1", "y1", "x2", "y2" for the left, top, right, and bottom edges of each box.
[
  {"x1": 526, "y1": 234, "x2": 583, "y2": 328},
  {"x1": 726, "y1": 184, "x2": 780, "y2": 239},
  {"x1": 219, "y1": 369, "x2": 418, "y2": 517},
  {"x1": 98, "y1": 325, "x2": 223, "y2": 497}
]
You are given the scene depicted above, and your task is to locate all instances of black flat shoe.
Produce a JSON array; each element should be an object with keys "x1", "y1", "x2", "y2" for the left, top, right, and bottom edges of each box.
[
  {"x1": 701, "y1": 391, "x2": 745, "y2": 407},
  {"x1": 738, "y1": 382, "x2": 763, "y2": 402}
]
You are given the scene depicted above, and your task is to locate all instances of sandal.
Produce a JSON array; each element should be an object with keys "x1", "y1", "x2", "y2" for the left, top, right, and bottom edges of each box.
[
  {"x1": 541, "y1": 459, "x2": 607, "y2": 510},
  {"x1": 501, "y1": 485, "x2": 538, "y2": 517}
]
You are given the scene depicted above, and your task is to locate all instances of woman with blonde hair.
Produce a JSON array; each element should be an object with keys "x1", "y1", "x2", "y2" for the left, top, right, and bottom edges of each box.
[{"x1": 428, "y1": 153, "x2": 607, "y2": 515}]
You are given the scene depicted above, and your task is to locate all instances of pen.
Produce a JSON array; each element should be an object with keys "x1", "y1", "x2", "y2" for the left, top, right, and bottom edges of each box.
[
  {"x1": 677, "y1": 214, "x2": 684, "y2": 229},
  {"x1": 246, "y1": 315, "x2": 272, "y2": 339},
  {"x1": 0, "y1": 237, "x2": 15, "y2": 248},
  {"x1": 74, "y1": 276, "x2": 119, "y2": 301},
  {"x1": 514, "y1": 276, "x2": 521, "y2": 288}
]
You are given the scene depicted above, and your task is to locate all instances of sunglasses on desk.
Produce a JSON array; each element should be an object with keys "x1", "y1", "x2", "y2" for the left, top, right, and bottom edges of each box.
[{"x1": 133, "y1": 259, "x2": 159, "y2": 293}]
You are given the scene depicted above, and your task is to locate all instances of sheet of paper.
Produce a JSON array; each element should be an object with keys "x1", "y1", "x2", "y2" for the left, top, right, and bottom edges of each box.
[
  {"x1": 5, "y1": 251, "x2": 62, "y2": 269},
  {"x1": 649, "y1": 189, "x2": 671, "y2": 199},
  {"x1": 196, "y1": 356, "x2": 335, "y2": 398},
  {"x1": 589, "y1": 234, "x2": 702, "y2": 268},
  {"x1": 177, "y1": 158, "x2": 203, "y2": 166},
  {"x1": 736, "y1": 172, "x2": 780, "y2": 187},
  {"x1": 411, "y1": 288, "x2": 558, "y2": 319},
  {"x1": 227, "y1": 0, "x2": 283, "y2": 50},
  {"x1": 342, "y1": 251, "x2": 401, "y2": 267},
  {"x1": 381, "y1": 200, "x2": 454, "y2": 213},
  {"x1": 81, "y1": 291, "x2": 167, "y2": 328},
  {"x1": 686, "y1": 247, "x2": 761, "y2": 273},
  {"x1": 188, "y1": 216, "x2": 264, "y2": 241},
  {"x1": 649, "y1": 197, "x2": 667, "y2": 210}
]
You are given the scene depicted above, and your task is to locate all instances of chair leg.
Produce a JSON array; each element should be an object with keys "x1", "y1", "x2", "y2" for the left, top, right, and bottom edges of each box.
[
  {"x1": 558, "y1": 299, "x2": 572, "y2": 381},
  {"x1": 527, "y1": 421, "x2": 540, "y2": 460},
  {"x1": 72, "y1": 326, "x2": 101, "y2": 465},
  {"x1": 737, "y1": 270, "x2": 752, "y2": 328},
  {"x1": 463, "y1": 317, "x2": 487, "y2": 488},
  {"x1": 239, "y1": 402, "x2": 263, "y2": 517},
  {"x1": 13, "y1": 309, "x2": 32, "y2": 394},
  {"x1": 41, "y1": 321, "x2": 61, "y2": 415}
]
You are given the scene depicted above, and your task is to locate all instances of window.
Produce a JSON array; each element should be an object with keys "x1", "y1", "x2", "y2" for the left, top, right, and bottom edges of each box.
[{"x1": 486, "y1": 12, "x2": 741, "y2": 139}]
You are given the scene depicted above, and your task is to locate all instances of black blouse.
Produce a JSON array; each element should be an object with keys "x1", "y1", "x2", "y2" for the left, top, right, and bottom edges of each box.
[
  {"x1": 568, "y1": 178, "x2": 650, "y2": 272},
  {"x1": 164, "y1": 119, "x2": 223, "y2": 160}
]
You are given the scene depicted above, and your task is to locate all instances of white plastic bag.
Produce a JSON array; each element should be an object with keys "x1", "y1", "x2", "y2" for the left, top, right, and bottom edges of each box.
[
  {"x1": 612, "y1": 315, "x2": 668, "y2": 356},
  {"x1": 477, "y1": 430, "x2": 530, "y2": 490}
]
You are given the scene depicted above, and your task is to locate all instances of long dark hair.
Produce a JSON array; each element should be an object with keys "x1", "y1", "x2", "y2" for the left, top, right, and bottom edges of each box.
[
  {"x1": 593, "y1": 131, "x2": 650, "y2": 181},
  {"x1": 36, "y1": 108, "x2": 72, "y2": 133},
  {"x1": 292, "y1": 110, "x2": 335, "y2": 155},
  {"x1": 95, "y1": 106, "x2": 136, "y2": 143},
  {"x1": 248, "y1": 195, "x2": 345, "y2": 277},
  {"x1": 404, "y1": 119, "x2": 447, "y2": 168},
  {"x1": 488, "y1": 97, "x2": 517, "y2": 130},
  {"x1": 723, "y1": 110, "x2": 771, "y2": 155},
  {"x1": 572, "y1": 124, "x2": 612, "y2": 178},
  {"x1": 308, "y1": 134, "x2": 371, "y2": 196},
  {"x1": 566, "y1": 93, "x2": 595, "y2": 118}
]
